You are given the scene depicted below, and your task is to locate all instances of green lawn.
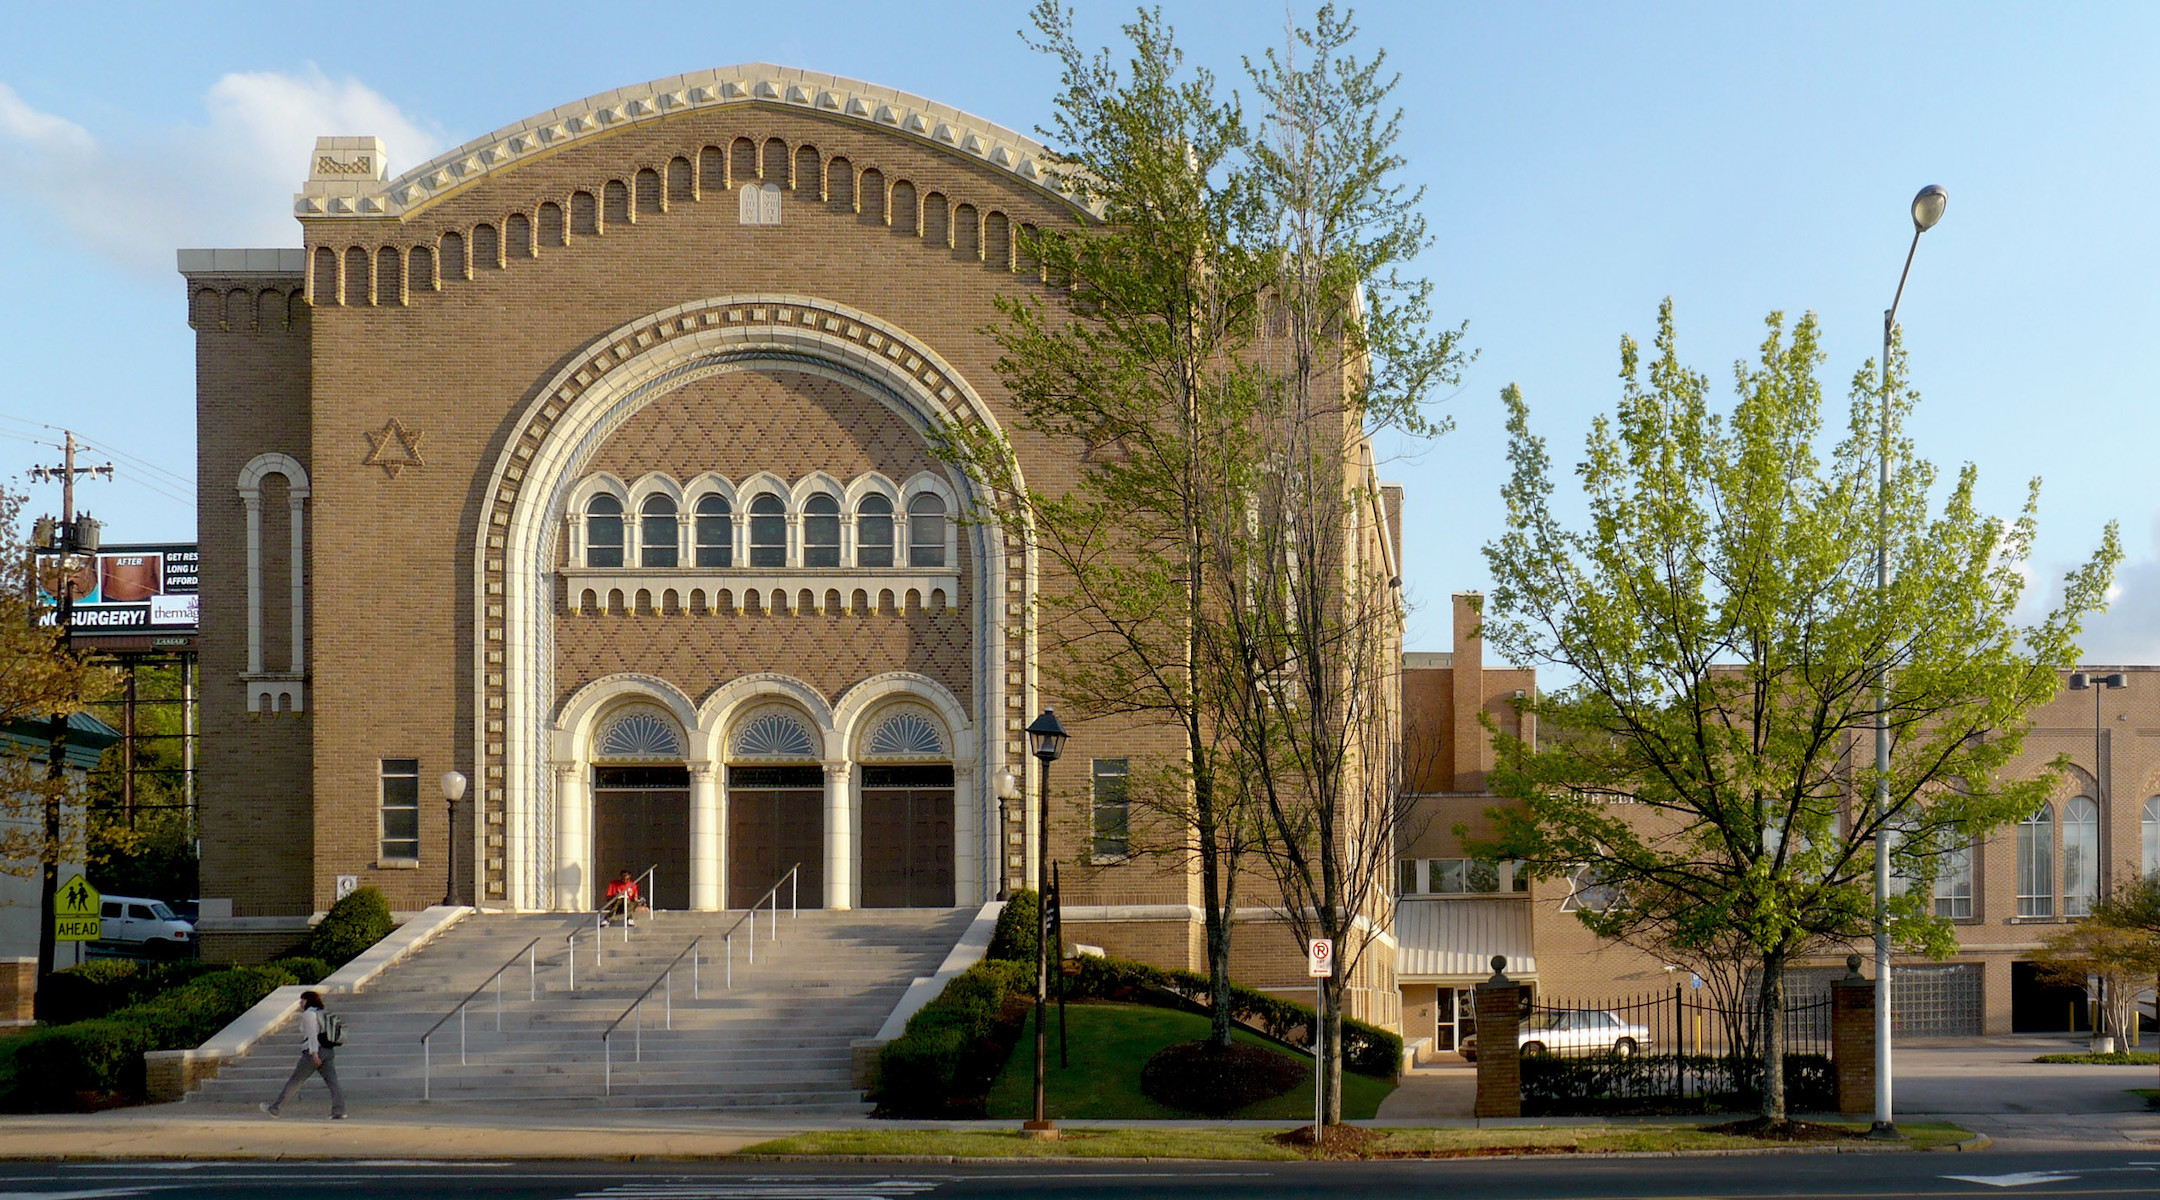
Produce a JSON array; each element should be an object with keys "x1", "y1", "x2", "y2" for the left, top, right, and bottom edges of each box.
[
  {"x1": 743, "y1": 1121, "x2": 1976, "y2": 1160},
  {"x1": 982, "y1": 1001, "x2": 1394, "y2": 1120},
  {"x1": 2035, "y1": 1051, "x2": 2160, "y2": 1065}
]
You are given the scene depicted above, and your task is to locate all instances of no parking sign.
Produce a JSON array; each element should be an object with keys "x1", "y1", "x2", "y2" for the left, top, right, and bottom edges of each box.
[{"x1": 1307, "y1": 938, "x2": 1334, "y2": 978}]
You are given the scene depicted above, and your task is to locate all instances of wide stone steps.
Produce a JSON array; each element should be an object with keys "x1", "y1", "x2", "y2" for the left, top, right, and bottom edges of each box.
[{"x1": 185, "y1": 905, "x2": 977, "y2": 1113}]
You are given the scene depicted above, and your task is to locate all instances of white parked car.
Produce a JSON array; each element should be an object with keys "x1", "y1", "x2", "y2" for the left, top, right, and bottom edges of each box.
[
  {"x1": 1460, "y1": 1009, "x2": 1652, "y2": 1061},
  {"x1": 97, "y1": 895, "x2": 194, "y2": 955}
]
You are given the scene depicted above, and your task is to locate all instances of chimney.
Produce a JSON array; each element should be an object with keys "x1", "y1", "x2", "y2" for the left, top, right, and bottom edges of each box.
[{"x1": 1452, "y1": 593, "x2": 1486, "y2": 790}]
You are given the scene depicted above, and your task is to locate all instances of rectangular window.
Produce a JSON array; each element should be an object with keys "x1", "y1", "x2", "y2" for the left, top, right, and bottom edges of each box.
[
  {"x1": 1431, "y1": 857, "x2": 1501, "y2": 894},
  {"x1": 380, "y1": 758, "x2": 421, "y2": 862},
  {"x1": 1935, "y1": 843, "x2": 1974, "y2": 919},
  {"x1": 1091, "y1": 758, "x2": 1129, "y2": 860},
  {"x1": 1400, "y1": 858, "x2": 1421, "y2": 896}
]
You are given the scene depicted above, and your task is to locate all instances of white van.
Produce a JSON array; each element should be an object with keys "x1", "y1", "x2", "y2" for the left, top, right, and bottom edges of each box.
[{"x1": 97, "y1": 896, "x2": 194, "y2": 955}]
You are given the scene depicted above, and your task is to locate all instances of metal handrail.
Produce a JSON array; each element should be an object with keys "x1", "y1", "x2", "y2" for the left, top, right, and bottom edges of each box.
[
  {"x1": 419, "y1": 936, "x2": 542, "y2": 1101},
  {"x1": 716, "y1": 863, "x2": 799, "y2": 990},
  {"x1": 600, "y1": 936, "x2": 704, "y2": 1095},
  {"x1": 563, "y1": 861, "x2": 660, "y2": 982}
]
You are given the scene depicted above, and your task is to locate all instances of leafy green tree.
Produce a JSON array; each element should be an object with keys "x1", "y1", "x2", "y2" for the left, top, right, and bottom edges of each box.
[
  {"x1": 940, "y1": 1, "x2": 1272, "y2": 1052},
  {"x1": 2084, "y1": 874, "x2": 2160, "y2": 1083},
  {"x1": 1477, "y1": 302, "x2": 2119, "y2": 1123},
  {"x1": 86, "y1": 663, "x2": 198, "y2": 902}
]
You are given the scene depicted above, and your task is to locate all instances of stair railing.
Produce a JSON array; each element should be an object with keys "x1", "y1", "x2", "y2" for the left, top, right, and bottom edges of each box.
[
  {"x1": 564, "y1": 860, "x2": 660, "y2": 985},
  {"x1": 599, "y1": 936, "x2": 704, "y2": 1095},
  {"x1": 418, "y1": 935, "x2": 543, "y2": 1101},
  {"x1": 717, "y1": 862, "x2": 800, "y2": 990}
]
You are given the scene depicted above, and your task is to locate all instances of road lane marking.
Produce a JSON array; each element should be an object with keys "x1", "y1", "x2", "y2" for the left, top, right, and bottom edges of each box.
[{"x1": 1944, "y1": 1174, "x2": 2081, "y2": 1188}]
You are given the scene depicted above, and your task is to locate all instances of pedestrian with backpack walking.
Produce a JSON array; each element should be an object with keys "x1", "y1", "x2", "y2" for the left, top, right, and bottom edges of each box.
[{"x1": 260, "y1": 990, "x2": 347, "y2": 1119}]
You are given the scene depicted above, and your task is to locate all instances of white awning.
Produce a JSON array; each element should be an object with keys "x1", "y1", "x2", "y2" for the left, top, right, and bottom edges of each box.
[{"x1": 1395, "y1": 897, "x2": 1536, "y2": 983}]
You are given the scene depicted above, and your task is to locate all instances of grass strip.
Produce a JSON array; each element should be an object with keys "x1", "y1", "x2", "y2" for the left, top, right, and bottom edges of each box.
[
  {"x1": 739, "y1": 1121, "x2": 1973, "y2": 1161},
  {"x1": 2034, "y1": 1051, "x2": 2160, "y2": 1065}
]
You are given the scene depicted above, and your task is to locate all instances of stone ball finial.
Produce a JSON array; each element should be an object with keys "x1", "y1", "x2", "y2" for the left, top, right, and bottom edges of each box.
[
  {"x1": 1846, "y1": 953, "x2": 1863, "y2": 974},
  {"x1": 1491, "y1": 954, "x2": 1507, "y2": 973}
]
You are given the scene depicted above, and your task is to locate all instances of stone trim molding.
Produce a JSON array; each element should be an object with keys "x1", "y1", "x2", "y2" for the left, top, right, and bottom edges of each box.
[
  {"x1": 237, "y1": 452, "x2": 309, "y2": 713},
  {"x1": 477, "y1": 293, "x2": 1028, "y2": 910},
  {"x1": 296, "y1": 64, "x2": 1096, "y2": 221}
]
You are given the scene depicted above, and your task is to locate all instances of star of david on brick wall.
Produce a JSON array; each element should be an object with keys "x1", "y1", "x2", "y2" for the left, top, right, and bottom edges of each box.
[{"x1": 363, "y1": 418, "x2": 424, "y2": 479}]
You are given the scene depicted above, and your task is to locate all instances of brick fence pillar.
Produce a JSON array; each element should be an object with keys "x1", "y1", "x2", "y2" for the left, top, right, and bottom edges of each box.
[
  {"x1": 0, "y1": 958, "x2": 35, "y2": 1024},
  {"x1": 1474, "y1": 956, "x2": 1522, "y2": 1118},
  {"x1": 1829, "y1": 955, "x2": 1875, "y2": 1116}
]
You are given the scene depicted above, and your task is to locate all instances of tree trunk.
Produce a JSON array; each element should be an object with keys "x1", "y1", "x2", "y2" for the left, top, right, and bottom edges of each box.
[
  {"x1": 1758, "y1": 948, "x2": 1787, "y2": 1123},
  {"x1": 1323, "y1": 973, "x2": 1345, "y2": 1124}
]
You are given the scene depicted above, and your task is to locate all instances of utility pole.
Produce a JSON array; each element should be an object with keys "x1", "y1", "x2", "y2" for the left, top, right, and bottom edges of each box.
[{"x1": 27, "y1": 430, "x2": 111, "y2": 987}]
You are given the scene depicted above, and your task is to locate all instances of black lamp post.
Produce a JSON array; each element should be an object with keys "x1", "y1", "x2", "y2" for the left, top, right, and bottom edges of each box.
[
  {"x1": 440, "y1": 770, "x2": 468, "y2": 907},
  {"x1": 1023, "y1": 707, "x2": 1067, "y2": 1135}
]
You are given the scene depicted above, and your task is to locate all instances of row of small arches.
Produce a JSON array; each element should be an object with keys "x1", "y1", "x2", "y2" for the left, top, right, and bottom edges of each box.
[
  {"x1": 188, "y1": 286, "x2": 306, "y2": 334},
  {"x1": 308, "y1": 135, "x2": 1051, "y2": 307},
  {"x1": 583, "y1": 489, "x2": 948, "y2": 571},
  {"x1": 570, "y1": 585, "x2": 954, "y2": 616}
]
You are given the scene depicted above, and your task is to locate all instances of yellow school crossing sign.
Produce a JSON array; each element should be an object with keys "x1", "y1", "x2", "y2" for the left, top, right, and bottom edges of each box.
[{"x1": 55, "y1": 874, "x2": 100, "y2": 941}]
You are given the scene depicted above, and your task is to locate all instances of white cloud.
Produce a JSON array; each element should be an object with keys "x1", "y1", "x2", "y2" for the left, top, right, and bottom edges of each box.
[
  {"x1": 2058, "y1": 508, "x2": 2160, "y2": 664},
  {"x1": 0, "y1": 69, "x2": 443, "y2": 276}
]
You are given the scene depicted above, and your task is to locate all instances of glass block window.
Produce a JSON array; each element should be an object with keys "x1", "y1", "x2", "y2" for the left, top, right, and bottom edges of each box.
[
  {"x1": 694, "y1": 495, "x2": 732, "y2": 568},
  {"x1": 857, "y1": 494, "x2": 895, "y2": 568},
  {"x1": 380, "y1": 758, "x2": 420, "y2": 862},
  {"x1": 803, "y1": 494, "x2": 841, "y2": 568},
  {"x1": 585, "y1": 495, "x2": 624, "y2": 568},
  {"x1": 748, "y1": 494, "x2": 786, "y2": 567},
  {"x1": 1092, "y1": 758, "x2": 1130, "y2": 860},
  {"x1": 639, "y1": 495, "x2": 678, "y2": 568},
  {"x1": 908, "y1": 493, "x2": 947, "y2": 568}
]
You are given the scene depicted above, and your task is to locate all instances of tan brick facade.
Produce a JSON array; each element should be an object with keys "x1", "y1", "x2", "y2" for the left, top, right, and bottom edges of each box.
[{"x1": 185, "y1": 67, "x2": 1405, "y2": 1022}]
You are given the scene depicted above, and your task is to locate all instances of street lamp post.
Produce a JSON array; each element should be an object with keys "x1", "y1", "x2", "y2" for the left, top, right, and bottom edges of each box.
[
  {"x1": 440, "y1": 771, "x2": 468, "y2": 908},
  {"x1": 2069, "y1": 671, "x2": 2126, "y2": 1046},
  {"x1": 1874, "y1": 183, "x2": 1947, "y2": 1140},
  {"x1": 994, "y1": 767, "x2": 1022, "y2": 901},
  {"x1": 1023, "y1": 708, "x2": 1067, "y2": 1136}
]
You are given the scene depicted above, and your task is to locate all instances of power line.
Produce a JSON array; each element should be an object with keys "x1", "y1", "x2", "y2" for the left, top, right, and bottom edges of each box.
[{"x1": 0, "y1": 416, "x2": 194, "y2": 492}]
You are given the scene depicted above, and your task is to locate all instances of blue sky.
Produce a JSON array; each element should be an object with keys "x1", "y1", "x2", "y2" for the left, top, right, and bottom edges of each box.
[{"x1": 1, "y1": 2, "x2": 2153, "y2": 657}]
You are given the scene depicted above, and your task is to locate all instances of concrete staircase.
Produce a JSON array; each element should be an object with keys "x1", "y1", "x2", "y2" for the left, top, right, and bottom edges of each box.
[{"x1": 184, "y1": 906, "x2": 978, "y2": 1112}]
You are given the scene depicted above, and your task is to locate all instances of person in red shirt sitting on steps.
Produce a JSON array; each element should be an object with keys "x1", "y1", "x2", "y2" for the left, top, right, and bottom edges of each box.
[{"x1": 602, "y1": 869, "x2": 642, "y2": 928}]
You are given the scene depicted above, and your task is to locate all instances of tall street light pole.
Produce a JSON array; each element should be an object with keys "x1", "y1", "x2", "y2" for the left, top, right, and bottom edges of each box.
[
  {"x1": 1874, "y1": 183, "x2": 1947, "y2": 1140},
  {"x1": 2069, "y1": 671, "x2": 2125, "y2": 1043},
  {"x1": 1023, "y1": 707, "x2": 1067, "y2": 1137}
]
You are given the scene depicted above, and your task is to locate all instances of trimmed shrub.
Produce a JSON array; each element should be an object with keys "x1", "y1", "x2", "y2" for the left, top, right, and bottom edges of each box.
[
  {"x1": 986, "y1": 889, "x2": 1038, "y2": 964},
  {"x1": 307, "y1": 886, "x2": 395, "y2": 966},
  {"x1": 0, "y1": 964, "x2": 295, "y2": 1112},
  {"x1": 1066, "y1": 953, "x2": 1403, "y2": 1079},
  {"x1": 1140, "y1": 1038, "x2": 1305, "y2": 1115},
  {"x1": 35, "y1": 959, "x2": 227, "y2": 1026},
  {"x1": 875, "y1": 958, "x2": 1031, "y2": 1117},
  {"x1": 264, "y1": 956, "x2": 333, "y2": 985}
]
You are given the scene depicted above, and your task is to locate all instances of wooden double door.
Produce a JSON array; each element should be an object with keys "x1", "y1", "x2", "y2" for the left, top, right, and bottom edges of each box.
[
  {"x1": 592, "y1": 765, "x2": 691, "y2": 910},
  {"x1": 727, "y1": 765, "x2": 825, "y2": 908},
  {"x1": 859, "y1": 764, "x2": 955, "y2": 908}
]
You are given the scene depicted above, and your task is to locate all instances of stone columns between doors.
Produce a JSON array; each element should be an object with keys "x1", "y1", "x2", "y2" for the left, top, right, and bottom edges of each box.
[
  {"x1": 689, "y1": 763, "x2": 721, "y2": 911},
  {"x1": 553, "y1": 763, "x2": 586, "y2": 912},
  {"x1": 824, "y1": 758, "x2": 853, "y2": 910}
]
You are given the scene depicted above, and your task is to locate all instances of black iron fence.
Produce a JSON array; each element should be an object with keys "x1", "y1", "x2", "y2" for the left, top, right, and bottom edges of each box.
[{"x1": 1512, "y1": 989, "x2": 1835, "y2": 1115}]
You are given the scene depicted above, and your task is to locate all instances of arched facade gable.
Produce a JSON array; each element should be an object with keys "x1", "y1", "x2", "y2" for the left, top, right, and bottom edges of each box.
[
  {"x1": 478, "y1": 295, "x2": 1028, "y2": 910},
  {"x1": 694, "y1": 672, "x2": 836, "y2": 765},
  {"x1": 735, "y1": 470, "x2": 791, "y2": 508},
  {"x1": 832, "y1": 672, "x2": 973, "y2": 761},
  {"x1": 237, "y1": 452, "x2": 311, "y2": 499},
  {"x1": 552, "y1": 673, "x2": 703, "y2": 766},
  {"x1": 683, "y1": 471, "x2": 739, "y2": 507}
]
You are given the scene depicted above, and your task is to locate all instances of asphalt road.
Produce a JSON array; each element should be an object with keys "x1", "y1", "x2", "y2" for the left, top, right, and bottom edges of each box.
[{"x1": 4, "y1": 1153, "x2": 2158, "y2": 1200}]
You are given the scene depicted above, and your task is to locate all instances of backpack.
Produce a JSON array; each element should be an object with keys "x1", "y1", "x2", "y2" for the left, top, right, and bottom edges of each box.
[{"x1": 319, "y1": 1011, "x2": 347, "y2": 1047}]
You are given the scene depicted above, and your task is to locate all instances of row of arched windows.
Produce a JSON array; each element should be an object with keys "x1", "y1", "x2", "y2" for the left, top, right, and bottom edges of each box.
[
  {"x1": 571, "y1": 473, "x2": 952, "y2": 572},
  {"x1": 2004, "y1": 795, "x2": 2160, "y2": 919}
]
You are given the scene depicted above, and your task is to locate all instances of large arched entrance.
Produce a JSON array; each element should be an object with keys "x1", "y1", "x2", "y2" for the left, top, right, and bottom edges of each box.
[
  {"x1": 590, "y1": 706, "x2": 692, "y2": 910},
  {"x1": 857, "y1": 707, "x2": 955, "y2": 907},
  {"x1": 726, "y1": 707, "x2": 826, "y2": 908}
]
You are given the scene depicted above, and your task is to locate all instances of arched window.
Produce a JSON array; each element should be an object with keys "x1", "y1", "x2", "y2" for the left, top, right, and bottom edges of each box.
[
  {"x1": 908, "y1": 493, "x2": 947, "y2": 568},
  {"x1": 748, "y1": 494, "x2": 786, "y2": 567},
  {"x1": 2144, "y1": 797, "x2": 2160, "y2": 877},
  {"x1": 2017, "y1": 804, "x2": 2054, "y2": 918},
  {"x1": 640, "y1": 496, "x2": 678, "y2": 568},
  {"x1": 803, "y1": 494, "x2": 841, "y2": 567},
  {"x1": 694, "y1": 495, "x2": 732, "y2": 568},
  {"x1": 856, "y1": 495, "x2": 894, "y2": 568},
  {"x1": 585, "y1": 495, "x2": 624, "y2": 568},
  {"x1": 2063, "y1": 795, "x2": 2099, "y2": 917},
  {"x1": 1934, "y1": 840, "x2": 1974, "y2": 919}
]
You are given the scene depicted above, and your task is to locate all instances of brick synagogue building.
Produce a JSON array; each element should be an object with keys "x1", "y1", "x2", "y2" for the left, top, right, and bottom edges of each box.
[{"x1": 181, "y1": 65, "x2": 1410, "y2": 1024}]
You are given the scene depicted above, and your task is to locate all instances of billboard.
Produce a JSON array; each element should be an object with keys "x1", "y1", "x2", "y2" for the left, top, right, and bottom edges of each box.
[{"x1": 37, "y1": 544, "x2": 199, "y2": 636}]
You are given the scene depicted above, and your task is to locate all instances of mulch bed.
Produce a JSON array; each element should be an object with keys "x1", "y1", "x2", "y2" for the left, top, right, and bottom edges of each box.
[
  {"x1": 1700, "y1": 1117, "x2": 1866, "y2": 1142},
  {"x1": 1271, "y1": 1124, "x2": 1386, "y2": 1159}
]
